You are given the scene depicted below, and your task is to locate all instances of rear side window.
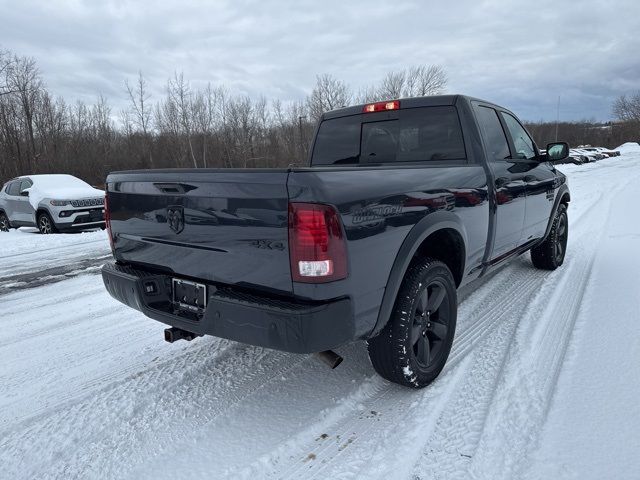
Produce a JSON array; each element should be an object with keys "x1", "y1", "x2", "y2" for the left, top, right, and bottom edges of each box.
[
  {"x1": 475, "y1": 106, "x2": 510, "y2": 160},
  {"x1": 312, "y1": 116, "x2": 361, "y2": 165},
  {"x1": 311, "y1": 106, "x2": 466, "y2": 165}
]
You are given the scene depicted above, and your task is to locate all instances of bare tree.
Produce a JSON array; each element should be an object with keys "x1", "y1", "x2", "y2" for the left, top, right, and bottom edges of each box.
[
  {"x1": 354, "y1": 85, "x2": 378, "y2": 104},
  {"x1": 612, "y1": 93, "x2": 640, "y2": 123},
  {"x1": 125, "y1": 71, "x2": 153, "y2": 166},
  {"x1": 404, "y1": 65, "x2": 447, "y2": 97},
  {"x1": 0, "y1": 49, "x2": 16, "y2": 96},
  {"x1": 307, "y1": 74, "x2": 351, "y2": 121},
  {"x1": 6, "y1": 55, "x2": 43, "y2": 171},
  {"x1": 378, "y1": 71, "x2": 406, "y2": 99},
  {"x1": 366, "y1": 64, "x2": 448, "y2": 103},
  {"x1": 167, "y1": 72, "x2": 198, "y2": 167}
]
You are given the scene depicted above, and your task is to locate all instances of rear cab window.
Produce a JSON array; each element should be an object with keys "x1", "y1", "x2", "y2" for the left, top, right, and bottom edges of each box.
[{"x1": 311, "y1": 106, "x2": 467, "y2": 166}]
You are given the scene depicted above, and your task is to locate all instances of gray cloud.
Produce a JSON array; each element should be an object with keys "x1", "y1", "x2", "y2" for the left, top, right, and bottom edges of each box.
[{"x1": 1, "y1": 0, "x2": 637, "y2": 121}]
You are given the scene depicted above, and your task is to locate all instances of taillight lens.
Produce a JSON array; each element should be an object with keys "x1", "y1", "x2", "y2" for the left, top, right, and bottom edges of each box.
[
  {"x1": 288, "y1": 203, "x2": 348, "y2": 283},
  {"x1": 104, "y1": 194, "x2": 114, "y2": 253}
]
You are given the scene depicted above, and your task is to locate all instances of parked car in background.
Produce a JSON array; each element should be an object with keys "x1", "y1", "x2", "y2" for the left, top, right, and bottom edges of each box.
[
  {"x1": 580, "y1": 146, "x2": 620, "y2": 157},
  {"x1": 0, "y1": 174, "x2": 105, "y2": 234},
  {"x1": 557, "y1": 155, "x2": 584, "y2": 165},
  {"x1": 570, "y1": 148, "x2": 599, "y2": 162}
]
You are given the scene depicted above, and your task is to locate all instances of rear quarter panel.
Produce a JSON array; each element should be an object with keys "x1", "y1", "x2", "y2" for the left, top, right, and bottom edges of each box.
[{"x1": 287, "y1": 165, "x2": 489, "y2": 338}]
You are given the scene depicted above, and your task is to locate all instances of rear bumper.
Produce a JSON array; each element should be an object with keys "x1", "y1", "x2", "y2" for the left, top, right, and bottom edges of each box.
[{"x1": 101, "y1": 262, "x2": 355, "y2": 354}]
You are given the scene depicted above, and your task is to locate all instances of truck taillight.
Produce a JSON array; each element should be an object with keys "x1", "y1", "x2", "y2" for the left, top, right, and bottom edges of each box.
[
  {"x1": 104, "y1": 194, "x2": 114, "y2": 253},
  {"x1": 288, "y1": 202, "x2": 348, "y2": 283},
  {"x1": 363, "y1": 100, "x2": 400, "y2": 113}
]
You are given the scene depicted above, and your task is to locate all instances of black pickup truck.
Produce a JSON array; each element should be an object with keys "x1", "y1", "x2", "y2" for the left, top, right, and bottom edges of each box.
[{"x1": 102, "y1": 95, "x2": 570, "y2": 388}]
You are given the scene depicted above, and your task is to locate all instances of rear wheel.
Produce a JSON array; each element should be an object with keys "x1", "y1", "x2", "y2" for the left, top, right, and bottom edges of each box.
[
  {"x1": 37, "y1": 212, "x2": 58, "y2": 234},
  {"x1": 0, "y1": 212, "x2": 10, "y2": 232},
  {"x1": 367, "y1": 258, "x2": 457, "y2": 388},
  {"x1": 531, "y1": 204, "x2": 568, "y2": 270}
]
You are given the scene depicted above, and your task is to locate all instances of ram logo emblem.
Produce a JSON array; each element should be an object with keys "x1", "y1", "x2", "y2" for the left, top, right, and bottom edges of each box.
[{"x1": 167, "y1": 206, "x2": 185, "y2": 234}]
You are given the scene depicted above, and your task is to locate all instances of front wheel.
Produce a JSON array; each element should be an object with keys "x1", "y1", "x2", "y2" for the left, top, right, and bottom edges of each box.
[
  {"x1": 367, "y1": 258, "x2": 457, "y2": 388},
  {"x1": 0, "y1": 212, "x2": 10, "y2": 232},
  {"x1": 37, "y1": 212, "x2": 58, "y2": 234},
  {"x1": 531, "y1": 204, "x2": 568, "y2": 270}
]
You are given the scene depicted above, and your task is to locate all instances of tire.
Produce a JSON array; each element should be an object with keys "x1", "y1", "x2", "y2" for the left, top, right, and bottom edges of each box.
[
  {"x1": 37, "y1": 212, "x2": 58, "y2": 234},
  {"x1": 531, "y1": 204, "x2": 568, "y2": 270},
  {"x1": 0, "y1": 212, "x2": 10, "y2": 232},
  {"x1": 367, "y1": 258, "x2": 457, "y2": 388}
]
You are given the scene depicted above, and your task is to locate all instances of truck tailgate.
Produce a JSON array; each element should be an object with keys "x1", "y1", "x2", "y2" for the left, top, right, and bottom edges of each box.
[{"x1": 106, "y1": 170, "x2": 292, "y2": 294}]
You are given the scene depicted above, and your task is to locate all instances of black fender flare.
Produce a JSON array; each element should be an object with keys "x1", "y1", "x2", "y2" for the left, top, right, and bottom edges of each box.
[
  {"x1": 369, "y1": 211, "x2": 468, "y2": 338},
  {"x1": 35, "y1": 206, "x2": 58, "y2": 226},
  {"x1": 541, "y1": 184, "x2": 570, "y2": 242}
]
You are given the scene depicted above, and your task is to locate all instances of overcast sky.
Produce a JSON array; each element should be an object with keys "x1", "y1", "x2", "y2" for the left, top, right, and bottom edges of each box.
[{"x1": 1, "y1": 0, "x2": 637, "y2": 121}]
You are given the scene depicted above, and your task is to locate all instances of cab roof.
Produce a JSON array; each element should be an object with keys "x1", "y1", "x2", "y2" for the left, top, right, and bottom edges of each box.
[{"x1": 321, "y1": 94, "x2": 502, "y2": 120}]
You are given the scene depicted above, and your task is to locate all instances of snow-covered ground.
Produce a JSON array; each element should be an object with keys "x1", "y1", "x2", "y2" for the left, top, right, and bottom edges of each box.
[{"x1": 1, "y1": 151, "x2": 639, "y2": 480}]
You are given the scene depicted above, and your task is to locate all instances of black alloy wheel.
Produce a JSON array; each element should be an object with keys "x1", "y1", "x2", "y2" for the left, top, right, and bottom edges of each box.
[
  {"x1": 410, "y1": 279, "x2": 452, "y2": 369},
  {"x1": 531, "y1": 204, "x2": 568, "y2": 270},
  {"x1": 554, "y1": 211, "x2": 568, "y2": 264},
  {"x1": 368, "y1": 258, "x2": 457, "y2": 388}
]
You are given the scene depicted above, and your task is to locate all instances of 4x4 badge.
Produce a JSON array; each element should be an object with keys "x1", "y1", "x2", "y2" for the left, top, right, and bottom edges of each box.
[{"x1": 167, "y1": 206, "x2": 184, "y2": 234}]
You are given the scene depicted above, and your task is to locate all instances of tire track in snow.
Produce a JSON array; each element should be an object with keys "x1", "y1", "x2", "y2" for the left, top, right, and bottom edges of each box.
[
  {"x1": 0, "y1": 238, "x2": 109, "y2": 278},
  {"x1": 413, "y1": 167, "x2": 640, "y2": 480},
  {"x1": 0, "y1": 338, "x2": 309, "y2": 480},
  {"x1": 0, "y1": 257, "x2": 110, "y2": 296},
  {"x1": 232, "y1": 262, "x2": 547, "y2": 480},
  {"x1": 286, "y1": 270, "x2": 546, "y2": 480},
  {"x1": 413, "y1": 238, "x2": 596, "y2": 479},
  {"x1": 0, "y1": 237, "x2": 105, "y2": 261}
]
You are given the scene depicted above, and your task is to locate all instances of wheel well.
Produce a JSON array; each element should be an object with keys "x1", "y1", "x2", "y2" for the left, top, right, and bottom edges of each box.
[
  {"x1": 560, "y1": 192, "x2": 570, "y2": 205},
  {"x1": 412, "y1": 228, "x2": 465, "y2": 287},
  {"x1": 36, "y1": 208, "x2": 49, "y2": 219}
]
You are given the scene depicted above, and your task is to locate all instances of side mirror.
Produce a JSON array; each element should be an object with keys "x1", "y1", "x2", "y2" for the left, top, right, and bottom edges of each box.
[
  {"x1": 546, "y1": 142, "x2": 569, "y2": 161},
  {"x1": 20, "y1": 190, "x2": 29, "y2": 197}
]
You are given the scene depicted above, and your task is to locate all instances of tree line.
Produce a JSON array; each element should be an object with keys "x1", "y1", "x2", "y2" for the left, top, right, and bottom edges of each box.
[
  {"x1": 1, "y1": 45, "x2": 639, "y2": 187},
  {"x1": 0, "y1": 47, "x2": 448, "y2": 185}
]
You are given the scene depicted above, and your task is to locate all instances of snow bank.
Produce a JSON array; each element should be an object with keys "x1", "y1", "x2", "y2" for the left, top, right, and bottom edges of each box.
[
  {"x1": 615, "y1": 142, "x2": 640, "y2": 155},
  {"x1": 25, "y1": 174, "x2": 104, "y2": 210}
]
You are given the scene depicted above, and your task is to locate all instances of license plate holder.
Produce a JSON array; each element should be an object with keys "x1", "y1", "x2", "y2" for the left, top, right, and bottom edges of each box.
[{"x1": 172, "y1": 278, "x2": 207, "y2": 313}]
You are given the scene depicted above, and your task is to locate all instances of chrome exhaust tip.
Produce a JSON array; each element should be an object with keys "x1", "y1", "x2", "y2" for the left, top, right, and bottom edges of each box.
[
  {"x1": 164, "y1": 327, "x2": 199, "y2": 343},
  {"x1": 314, "y1": 350, "x2": 343, "y2": 369}
]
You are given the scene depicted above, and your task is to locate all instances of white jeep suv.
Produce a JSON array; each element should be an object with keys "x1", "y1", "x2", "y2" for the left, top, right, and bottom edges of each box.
[{"x1": 0, "y1": 174, "x2": 105, "y2": 234}]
